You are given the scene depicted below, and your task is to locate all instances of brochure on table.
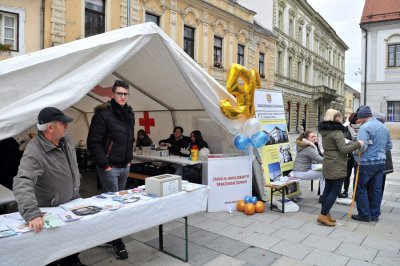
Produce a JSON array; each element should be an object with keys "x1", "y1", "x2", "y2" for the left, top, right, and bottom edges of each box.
[
  {"x1": 203, "y1": 154, "x2": 252, "y2": 212},
  {"x1": 254, "y1": 90, "x2": 300, "y2": 207}
]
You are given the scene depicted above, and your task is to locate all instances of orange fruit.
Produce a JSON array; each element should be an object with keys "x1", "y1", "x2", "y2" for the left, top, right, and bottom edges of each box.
[
  {"x1": 244, "y1": 203, "x2": 256, "y2": 215},
  {"x1": 255, "y1": 201, "x2": 266, "y2": 213},
  {"x1": 236, "y1": 200, "x2": 245, "y2": 212}
]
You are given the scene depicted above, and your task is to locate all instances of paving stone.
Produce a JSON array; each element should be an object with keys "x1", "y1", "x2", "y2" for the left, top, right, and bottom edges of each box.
[
  {"x1": 146, "y1": 234, "x2": 220, "y2": 266},
  {"x1": 335, "y1": 242, "x2": 378, "y2": 262},
  {"x1": 362, "y1": 235, "x2": 400, "y2": 254},
  {"x1": 187, "y1": 214, "x2": 209, "y2": 226},
  {"x1": 218, "y1": 224, "x2": 256, "y2": 240},
  {"x1": 162, "y1": 220, "x2": 185, "y2": 231},
  {"x1": 298, "y1": 205, "x2": 318, "y2": 213},
  {"x1": 188, "y1": 228, "x2": 220, "y2": 246},
  {"x1": 246, "y1": 220, "x2": 282, "y2": 235},
  {"x1": 271, "y1": 216, "x2": 306, "y2": 229},
  {"x1": 140, "y1": 253, "x2": 189, "y2": 266},
  {"x1": 167, "y1": 225, "x2": 199, "y2": 239},
  {"x1": 299, "y1": 222, "x2": 335, "y2": 237},
  {"x1": 224, "y1": 215, "x2": 257, "y2": 227},
  {"x1": 271, "y1": 227, "x2": 309, "y2": 243},
  {"x1": 328, "y1": 228, "x2": 367, "y2": 245},
  {"x1": 346, "y1": 258, "x2": 378, "y2": 266},
  {"x1": 80, "y1": 246, "x2": 115, "y2": 265},
  {"x1": 373, "y1": 250, "x2": 400, "y2": 266},
  {"x1": 191, "y1": 217, "x2": 229, "y2": 233},
  {"x1": 129, "y1": 227, "x2": 160, "y2": 243},
  {"x1": 355, "y1": 221, "x2": 400, "y2": 241},
  {"x1": 269, "y1": 240, "x2": 313, "y2": 260},
  {"x1": 303, "y1": 249, "x2": 349, "y2": 266},
  {"x1": 290, "y1": 212, "x2": 319, "y2": 223},
  {"x1": 270, "y1": 256, "x2": 312, "y2": 266},
  {"x1": 241, "y1": 232, "x2": 282, "y2": 250},
  {"x1": 204, "y1": 236, "x2": 251, "y2": 257},
  {"x1": 250, "y1": 212, "x2": 282, "y2": 223},
  {"x1": 91, "y1": 258, "x2": 132, "y2": 266},
  {"x1": 201, "y1": 211, "x2": 235, "y2": 221},
  {"x1": 235, "y1": 246, "x2": 281, "y2": 266},
  {"x1": 203, "y1": 254, "x2": 246, "y2": 266},
  {"x1": 384, "y1": 201, "x2": 400, "y2": 208},
  {"x1": 301, "y1": 234, "x2": 341, "y2": 252}
]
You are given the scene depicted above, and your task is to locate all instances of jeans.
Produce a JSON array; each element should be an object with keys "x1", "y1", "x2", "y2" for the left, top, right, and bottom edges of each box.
[
  {"x1": 96, "y1": 165, "x2": 129, "y2": 192},
  {"x1": 321, "y1": 178, "x2": 344, "y2": 215},
  {"x1": 356, "y1": 164, "x2": 384, "y2": 219}
]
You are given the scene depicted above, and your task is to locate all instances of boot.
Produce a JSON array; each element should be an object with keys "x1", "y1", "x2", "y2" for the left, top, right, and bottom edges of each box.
[
  {"x1": 327, "y1": 213, "x2": 336, "y2": 223},
  {"x1": 317, "y1": 214, "x2": 336, "y2": 226}
]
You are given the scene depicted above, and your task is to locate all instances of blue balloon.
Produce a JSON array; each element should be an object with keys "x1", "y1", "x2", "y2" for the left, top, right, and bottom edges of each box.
[
  {"x1": 234, "y1": 134, "x2": 250, "y2": 151},
  {"x1": 251, "y1": 131, "x2": 269, "y2": 148},
  {"x1": 251, "y1": 196, "x2": 257, "y2": 204},
  {"x1": 244, "y1": 195, "x2": 252, "y2": 203}
]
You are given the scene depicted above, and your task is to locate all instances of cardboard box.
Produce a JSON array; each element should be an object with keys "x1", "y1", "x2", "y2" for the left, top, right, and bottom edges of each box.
[
  {"x1": 145, "y1": 174, "x2": 182, "y2": 197},
  {"x1": 150, "y1": 149, "x2": 169, "y2": 157}
]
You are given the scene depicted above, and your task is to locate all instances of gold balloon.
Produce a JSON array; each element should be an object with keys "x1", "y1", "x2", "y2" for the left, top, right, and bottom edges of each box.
[{"x1": 220, "y1": 64, "x2": 261, "y2": 119}]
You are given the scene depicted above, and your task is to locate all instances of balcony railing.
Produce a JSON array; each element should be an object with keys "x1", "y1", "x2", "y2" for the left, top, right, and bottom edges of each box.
[{"x1": 312, "y1": 85, "x2": 337, "y2": 101}]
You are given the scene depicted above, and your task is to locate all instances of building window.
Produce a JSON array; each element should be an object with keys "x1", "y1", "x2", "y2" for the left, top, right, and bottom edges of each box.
[
  {"x1": 306, "y1": 31, "x2": 310, "y2": 48},
  {"x1": 237, "y1": 44, "x2": 244, "y2": 65},
  {"x1": 289, "y1": 18, "x2": 294, "y2": 37},
  {"x1": 387, "y1": 101, "x2": 400, "y2": 122},
  {"x1": 145, "y1": 12, "x2": 160, "y2": 26},
  {"x1": 304, "y1": 65, "x2": 309, "y2": 84},
  {"x1": 277, "y1": 51, "x2": 282, "y2": 75},
  {"x1": 278, "y1": 11, "x2": 283, "y2": 30},
  {"x1": 297, "y1": 61, "x2": 302, "y2": 82},
  {"x1": 259, "y1": 53, "x2": 265, "y2": 77},
  {"x1": 297, "y1": 25, "x2": 302, "y2": 44},
  {"x1": 85, "y1": 0, "x2": 105, "y2": 37},
  {"x1": 288, "y1": 56, "x2": 293, "y2": 78},
  {"x1": 388, "y1": 44, "x2": 400, "y2": 67},
  {"x1": 214, "y1": 36, "x2": 222, "y2": 67},
  {"x1": 0, "y1": 11, "x2": 18, "y2": 50},
  {"x1": 183, "y1": 26, "x2": 194, "y2": 59}
]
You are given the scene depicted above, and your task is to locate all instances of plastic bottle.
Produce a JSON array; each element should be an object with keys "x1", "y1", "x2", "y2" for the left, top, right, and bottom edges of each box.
[{"x1": 191, "y1": 145, "x2": 199, "y2": 161}]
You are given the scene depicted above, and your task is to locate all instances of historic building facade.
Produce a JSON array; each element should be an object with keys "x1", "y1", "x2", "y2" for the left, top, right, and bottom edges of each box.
[
  {"x1": 273, "y1": 0, "x2": 347, "y2": 132},
  {"x1": 344, "y1": 83, "x2": 360, "y2": 122},
  {"x1": 360, "y1": 0, "x2": 400, "y2": 122},
  {"x1": 0, "y1": 0, "x2": 276, "y2": 90}
]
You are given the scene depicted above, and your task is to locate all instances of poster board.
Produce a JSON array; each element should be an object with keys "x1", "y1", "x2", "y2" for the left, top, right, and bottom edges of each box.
[
  {"x1": 254, "y1": 90, "x2": 300, "y2": 199},
  {"x1": 204, "y1": 155, "x2": 252, "y2": 212}
]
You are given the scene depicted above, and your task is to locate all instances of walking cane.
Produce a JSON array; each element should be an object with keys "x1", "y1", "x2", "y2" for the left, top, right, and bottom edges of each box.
[{"x1": 346, "y1": 148, "x2": 361, "y2": 222}]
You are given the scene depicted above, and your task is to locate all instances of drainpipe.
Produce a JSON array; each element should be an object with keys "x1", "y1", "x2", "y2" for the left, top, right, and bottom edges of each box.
[
  {"x1": 40, "y1": 0, "x2": 45, "y2": 49},
  {"x1": 127, "y1": 0, "x2": 131, "y2": 26},
  {"x1": 362, "y1": 26, "x2": 368, "y2": 105}
]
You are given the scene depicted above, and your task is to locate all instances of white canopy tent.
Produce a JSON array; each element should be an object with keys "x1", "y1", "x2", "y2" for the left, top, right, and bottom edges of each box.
[{"x1": 0, "y1": 22, "x2": 245, "y2": 143}]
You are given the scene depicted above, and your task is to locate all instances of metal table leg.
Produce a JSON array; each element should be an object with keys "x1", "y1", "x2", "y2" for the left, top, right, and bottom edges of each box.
[{"x1": 158, "y1": 216, "x2": 188, "y2": 262}]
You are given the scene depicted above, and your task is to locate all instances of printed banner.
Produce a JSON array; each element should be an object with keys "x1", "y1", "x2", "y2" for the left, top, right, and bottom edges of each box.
[{"x1": 255, "y1": 90, "x2": 294, "y2": 181}]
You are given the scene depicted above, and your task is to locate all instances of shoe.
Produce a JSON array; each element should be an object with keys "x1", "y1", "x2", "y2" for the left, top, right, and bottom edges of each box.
[
  {"x1": 327, "y1": 213, "x2": 336, "y2": 223},
  {"x1": 371, "y1": 217, "x2": 379, "y2": 222},
  {"x1": 112, "y1": 239, "x2": 128, "y2": 260},
  {"x1": 317, "y1": 214, "x2": 336, "y2": 226},
  {"x1": 338, "y1": 192, "x2": 348, "y2": 198},
  {"x1": 351, "y1": 214, "x2": 371, "y2": 222}
]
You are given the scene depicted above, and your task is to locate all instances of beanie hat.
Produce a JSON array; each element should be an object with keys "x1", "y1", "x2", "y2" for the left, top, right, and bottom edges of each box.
[{"x1": 357, "y1": 106, "x2": 373, "y2": 119}]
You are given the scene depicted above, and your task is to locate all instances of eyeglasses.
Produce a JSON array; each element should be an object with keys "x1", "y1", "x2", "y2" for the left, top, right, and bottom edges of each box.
[{"x1": 115, "y1": 92, "x2": 129, "y2": 97}]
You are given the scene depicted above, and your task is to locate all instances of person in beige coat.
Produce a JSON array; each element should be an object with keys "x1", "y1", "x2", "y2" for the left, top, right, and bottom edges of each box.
[{"x1": 317, "y1": 109, "x2": 362, "y2": 226}]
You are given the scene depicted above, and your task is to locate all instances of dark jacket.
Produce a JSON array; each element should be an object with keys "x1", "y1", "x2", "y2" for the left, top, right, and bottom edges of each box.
[
  {"x1": 190, "y1": 140, "x2": 208, "y2": 151},
  {"x1": 318, "y1": 121, "x2": 360, "y2": 180},
  {"x1": 0, "y1": 138, "x2": 21, "y2": 190},
  {"x1": 87, "y1": 99, "x2": 135, "y2": 168},
  {"x1": 159, "y1": 135, "x2": 190, "y2": 156},
  {"x1": 135, "y1": 137, "x2": 153, "y2": 148}
]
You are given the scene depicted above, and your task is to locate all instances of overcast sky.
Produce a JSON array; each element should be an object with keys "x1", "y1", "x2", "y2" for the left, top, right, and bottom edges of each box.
[{"x1": 239, "y1": 0, "x2": 365, "y2": 92}]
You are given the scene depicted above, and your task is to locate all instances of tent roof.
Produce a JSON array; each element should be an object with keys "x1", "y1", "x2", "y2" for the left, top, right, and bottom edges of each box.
[{"x1": 0, "y1": 23, "x2": 244, "y2": 140}]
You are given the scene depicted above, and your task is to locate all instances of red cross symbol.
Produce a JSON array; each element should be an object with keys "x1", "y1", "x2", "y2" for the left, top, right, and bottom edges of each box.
[{"x1": 138, "y1": 111, "x2": 155, "y2": 134}]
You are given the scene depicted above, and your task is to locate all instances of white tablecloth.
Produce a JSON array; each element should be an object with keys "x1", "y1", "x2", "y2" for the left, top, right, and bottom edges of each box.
[
  {"x1": 132, "y1": 153, "x2": 202, "y2": 166},
  {"x1": 0, "y1": 188, "x2": 208, "y2": 266}
]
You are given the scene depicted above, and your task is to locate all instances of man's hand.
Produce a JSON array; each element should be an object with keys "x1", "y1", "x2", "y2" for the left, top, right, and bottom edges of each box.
[
  {"x1": 104, "y1": 166, "x2": 112, "y2": 172},
  {"x1": 358, "y1": 140, "x2": 365, "y2": 147},
  {"x1": 29, "y1": 217, "x2": 44, "y2": 233}
]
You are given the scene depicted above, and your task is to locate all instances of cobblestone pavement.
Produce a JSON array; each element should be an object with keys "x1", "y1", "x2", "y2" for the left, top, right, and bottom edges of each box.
[{"x1": 79, "y1": 134, "x2": 400, "y2": 266}]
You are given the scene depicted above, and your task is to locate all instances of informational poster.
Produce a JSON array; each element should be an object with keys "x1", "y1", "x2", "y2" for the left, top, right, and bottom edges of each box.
[
  {"x1": 206, "y1": 155, "x2": 252, "y2": 212},
  {"x1": 254, "y1": 90, "x2": 294, "y2": 182}
]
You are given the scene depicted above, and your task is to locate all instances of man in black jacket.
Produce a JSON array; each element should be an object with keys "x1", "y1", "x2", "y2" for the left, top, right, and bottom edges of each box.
[{"x1": 87, "y1": 80, "x2": 134, "y2": 260}]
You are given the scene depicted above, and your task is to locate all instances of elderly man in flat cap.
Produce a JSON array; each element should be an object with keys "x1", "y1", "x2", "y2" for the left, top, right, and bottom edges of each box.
[
  {"x1": 352, "y1": 106, "x2": 392, "y2": 223},
  {"x1": 13, "y1": 107, "x2": 85, "y2": 266}
]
